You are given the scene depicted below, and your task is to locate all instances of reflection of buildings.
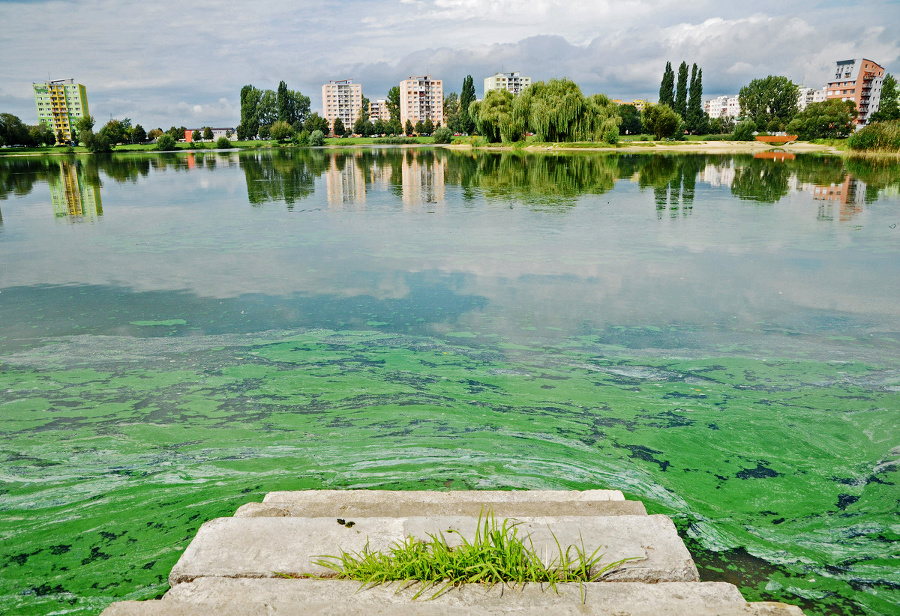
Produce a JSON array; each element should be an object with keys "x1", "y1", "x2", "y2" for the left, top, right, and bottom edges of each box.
[
  {"x1": 813, "y1": 177, "x2": 866, "y2": 221},
  {"x1": 49, "y1": 161, "x2": 102, "y2": 220},
  {"x1": 697, "y1": 162, "x2": 736, "y2": 187},
  {"x1": 325, "y1": 155, "x2": 366, "y2": 210},
  {"x1": 401, "y1": 154, "x2": 445, "y2": 209}
]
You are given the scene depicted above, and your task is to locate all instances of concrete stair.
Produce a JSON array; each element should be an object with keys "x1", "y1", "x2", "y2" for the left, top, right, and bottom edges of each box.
[{"x1": 101, "y1": 490, "x2": 805, "y2": 615}]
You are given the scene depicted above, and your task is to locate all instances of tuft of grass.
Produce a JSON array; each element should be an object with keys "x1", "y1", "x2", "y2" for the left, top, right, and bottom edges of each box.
[{"x1": 308, "y1": 509, "x2": 639, "y2": 600}]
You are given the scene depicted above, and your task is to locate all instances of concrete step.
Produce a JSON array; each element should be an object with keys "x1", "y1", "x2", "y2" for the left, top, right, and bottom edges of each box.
[
  {"x1": 168, "y1": 514, "x2": 698, "y2": 585},
  {"x1": 101, "y1": 578, "x2": 805, "y2": 615},
  {"x1": 264, "y1": 489, "x2": 627, "y2": 504},
  {"x1": 236, "y1": 499, "x2": 646, "y2": 518}
]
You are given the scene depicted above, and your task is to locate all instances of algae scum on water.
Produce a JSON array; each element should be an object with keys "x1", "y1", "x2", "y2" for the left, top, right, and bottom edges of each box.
[{"x1": 1, "y1": 150, "x2": 899, "y2": 615}]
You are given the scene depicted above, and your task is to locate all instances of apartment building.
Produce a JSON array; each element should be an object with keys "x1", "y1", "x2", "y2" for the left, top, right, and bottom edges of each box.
[
  {"x1": 484, "y1": 72, "x2": 531, "y2": 96},
  {"x1": 612, "y1": 99, "x2": 649, "y2": 111},
  {"x1": 33, "y1": 79, "x2": 89, "y2": 143},
  {"x1": 797, "y1": 86, "x2": 827, "y2": 111},
  {"x1": 368, "y1": 99, "x2": 391, "y2": 123},
  {"x1": 322, "y1": 80, "x2": 363, "y2": 133},
  {"x1": 704, "y1": 95, "x2": 740, "y2": 119},
  {"x1": 400, "y1": 76, "x2": 443, "y2": 127},
  {"x1": 826, "y1": 58, "x2": 884, "y2": 126}
]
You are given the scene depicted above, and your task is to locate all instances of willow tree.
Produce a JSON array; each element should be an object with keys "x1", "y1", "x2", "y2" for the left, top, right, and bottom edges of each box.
[
  {"x1": 511, "y1": 79, "x2": 619, "y2": 142},
  {"x1": 471, "y1": 88, "x2": 523, "y2": 142}
]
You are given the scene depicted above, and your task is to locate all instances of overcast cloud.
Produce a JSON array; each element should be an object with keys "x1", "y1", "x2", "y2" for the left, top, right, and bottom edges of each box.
[{"x1": 1, "y1": 0, "x2": 898, "y2": 129}]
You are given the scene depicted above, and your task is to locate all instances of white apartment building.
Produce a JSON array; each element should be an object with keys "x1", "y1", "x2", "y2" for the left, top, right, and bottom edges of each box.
[
  {"x1": 797, "y1": 87, "x2": 827, "y2": 111},
  {"x1": 322, "y1": 80, "x2": 363, "y2": 133},
  {"x1": 400, "y1": 76, "x2": 443, "y2": 128},
  {"x1": 704, "y1": 95, "x2": 740, "y2": 119},
  {"x1": 484, "y1": 72, "x2": 531, "y2": 96},
  {"x1": 368, "y1": 99, "x2": 391, "y2": 123}
]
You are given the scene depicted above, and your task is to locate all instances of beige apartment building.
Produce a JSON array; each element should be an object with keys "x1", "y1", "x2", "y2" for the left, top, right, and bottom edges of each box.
[
  {"x1": 400, "y1": 76, "x2": 443, "y2": 128},
  {"x1": 484, "y1": 72, "x2": 531, "y2": 96},
  {"x1": 368, "y1": 99, "x2": 391, "y2": 123},
  {"x1": 322, "y1": 80, "x2": 363, "y2": 133}
]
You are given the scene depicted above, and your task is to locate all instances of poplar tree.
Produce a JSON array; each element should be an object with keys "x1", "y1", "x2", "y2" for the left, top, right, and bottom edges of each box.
[
  {"x1": 459, "y1": 75, "x2": 477, "y2": 134},
  {"x1": 675, "y1": 61, "x2": 688, "y2": 118},
  {"x1": 659, "y1": 62, "x2": 675, "y2": 107},
  {"x1": 686, "y1": 64, "x2": 704, "y2": 133}
]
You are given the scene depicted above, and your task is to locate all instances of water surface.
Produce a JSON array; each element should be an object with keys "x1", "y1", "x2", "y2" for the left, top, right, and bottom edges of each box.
[{"x1": 1, "y1": 149, "x2": 898, "y2": 615}]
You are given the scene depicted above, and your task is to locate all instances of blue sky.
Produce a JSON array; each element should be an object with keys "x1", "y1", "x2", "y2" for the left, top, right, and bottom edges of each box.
[{"x1": 1, "y1": 0, "x2": 898, "y2": 129}]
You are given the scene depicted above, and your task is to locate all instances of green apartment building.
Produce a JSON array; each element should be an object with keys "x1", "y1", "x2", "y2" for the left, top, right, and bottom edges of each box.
[{"x1": 33, "y1": 79, "x2": 89, "y2": 144}]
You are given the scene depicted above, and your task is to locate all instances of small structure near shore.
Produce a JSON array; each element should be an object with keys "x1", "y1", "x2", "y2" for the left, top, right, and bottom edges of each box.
[
  {"x1": 755, "y1": 135, "x2": 799, "y2": 144},
  {"x1": 102, "y1": 490, "x2": 805, "y2": 615}
]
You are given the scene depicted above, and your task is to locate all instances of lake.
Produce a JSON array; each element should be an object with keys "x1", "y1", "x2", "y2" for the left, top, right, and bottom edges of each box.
[{"x1": 1, "y1": 148, "x2": 898, "y2": 615}]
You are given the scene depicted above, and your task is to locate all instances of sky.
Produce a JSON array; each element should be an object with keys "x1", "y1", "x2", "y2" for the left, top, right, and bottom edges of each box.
[{"x1": 1, "y1": 0, "x2": 898, "y2": 130}]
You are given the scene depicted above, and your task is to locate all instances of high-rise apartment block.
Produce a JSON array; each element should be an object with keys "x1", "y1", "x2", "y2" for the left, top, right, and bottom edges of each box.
[
  {"x1": 369, "y1": 99, "x2": 391, "y2": 123},
  {"x1": 484, "y1": 72, "x2": 531, "y2": 96},
  {"x1": 322, "y1": 80, "x2": 363, "y2": 133},
  {"x1": 797, "y1": 87, "x2": 827, "y2": 111},
  {"x1": 33, "y1": 79, "x2": 89, "y2": 143},
  {"x1": 826, "y1": 58, "x2": 884, "y2": 127},
  {"x1": 704, "y1": 95, "x2": 741, "y2": 119},
  {"x1": 400, "y1": 76, "x2": 443, "y2": 128}
]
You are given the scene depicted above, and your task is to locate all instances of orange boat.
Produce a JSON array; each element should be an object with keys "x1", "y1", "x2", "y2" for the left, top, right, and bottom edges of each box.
[{"x1": 755, "y1": 135, "x2": 798, "y2": 143}]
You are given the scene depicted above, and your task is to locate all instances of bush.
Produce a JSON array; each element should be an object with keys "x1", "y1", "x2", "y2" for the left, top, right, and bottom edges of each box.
[
  {"x1": 156, "y1": 134, "x2": 177, "y2": 151},
  {"x1": 309, "y1": 130, "x2": 325, "y2": 146},
  {"x1": 603, "y1": 127, "x2": 619, "y2": 145},
  {"x1": 295, "y1": 130, "x2": 310, "y2": 146},
  {"x1": 216, "y1": 136, "x2": 232, "y2": 149},
  {"x1": 433, "y1": 127, "x2": 453, "y2": 144},
  {"x1": 848, "y1": 120, "x2": 900, "y2": 152},
  {"x1": 733, "y1": 120, "x2": 756, "y2": 141}
]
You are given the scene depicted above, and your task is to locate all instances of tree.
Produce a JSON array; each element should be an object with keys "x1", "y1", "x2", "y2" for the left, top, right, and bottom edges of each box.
[
  {"x1": 674, "y1": 61, "x2": 689, "y2": 118},
  {"x1": 786, "y1": 99, "x2": 857, "y2": 140},
  {"x1": 203, "y1": 126, "x2": 213, "y2": 140},
  {"x1": 148, "y1": 128, "x2": 163, "y2": 140},
  {"x1": 372, "y1": 118, "x2": 387, "y2": 135},
  {"x1": 617, "y1": 104, "x2": 642, "y2": 135},
  {"x1": 389, "y1": 118, "x2": 403, "y2": 136},
  {"x1": 239, "y1": 85, "x2": 262, "y2": 139},
  {"x1": 511, "y1": 79, "x2": 619, "y2": 142},
  {"x1": 309, "y1": 130, "x2": 325, "y2": 146},
  {"x1": 0, "y1": 113, "x2": 31, "y2": 146},
  {"x1": 277, "y1": 80, "x2": 291, "y2": 123},
  {"x1": 29, "y1": 123, "x2": 55, "y2": 146},
  {"x1": 132, "y1": 124, "x2": 147, "y2": 143},
  {"x1": 423, "y1": 117, "x2": 434, "y2": 135},
  {"x1": 470, "y1": 88, "x2": 519, "y2": 142},
  {"x1": 269, "y1": 120, "x2": 295, "y2": 142},
  {"x1": 353, "y1": 97, "x2": 371, "y2": 136},
  {"x1": 739, "y1": 76, "x2": 799, "y2": 129},
  {"x1": 276, "y1": 81, "x2": 311, "y2": 128},
  {"x1": 443, "y1": 92, "x2": 460, "y2": 133},
  {"x1": 386, "y1": 86, "x2": 401, "y2": 123},
  {"x1": 405, "y1": 119, "x2": 414, "y2": 135},
  {"x1": 156, "y1": 134, "x2": 176, "y2": 151},
  {"x1": 642, "y1": 103, "x2": 681, "y2": 140},
  {"x1": 733, "y1": 119, "x2": 756, "y2": 141},
  {"x1": 216, "y1": 136, "x2": 232, "y2": 148},
  {"x1": 414, "y1": 119, "x2": 425, "y2": 134},
  {"x1": 459, "y1": 75, "x2": 477, "y2": 134},
  {"x1": 191, "y1": 129, "x2": 202, "y2": 142},
  {"x1": 257, "y1": 89, "x2": 277, "y2": 133},
  {"x1": 75, "y1": 115, "x2": 95, "y2": 136},
  {"x1": 332, "y1": 117, "x2": 345, "y2": 136},
  {"x1": 304, "y1": 113, "x2": 328, "y2": 135},
  {"x1": 870, "y1": 74, "x2": 899, "y2": 122},
  {"x1": 659, "y1": 62, "x2": 675, "y2": 108},
  {"x1": 433, "y1": 127, "x2": 453, "y2": 144},
  {"x1": 686, "y1": 65, "x2": 706, "y2": 133}
]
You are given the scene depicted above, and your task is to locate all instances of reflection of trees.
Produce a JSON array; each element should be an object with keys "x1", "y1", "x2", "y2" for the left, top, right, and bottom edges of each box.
[
  {"x1": 0, "y1": 156, "x2": 59, "y2": 200},
  {"x1": 241, "y1": 149, "x2": 328, "y2": 207},
  {"x1": 635, "y1": 155, "x2": 707, "y2": 218},
  {"x1": 451, "y1": 152, "x2": 619, "y2": 207},
  {"x1": 730, "y1": 155, "x2": 790, "y2": 204},
  {"x1": 90, "y1": 154, "x2": 151, "y2": 183},
  {"x1": 846, "y1": 158, "x2": 900, "y2": 202}
]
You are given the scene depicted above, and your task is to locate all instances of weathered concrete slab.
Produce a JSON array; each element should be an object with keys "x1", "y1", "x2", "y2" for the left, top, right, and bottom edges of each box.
[
  {"x1": 235, "y1": 499, "x2": 647, "y2": 519},
  {"x1": 101, "y1": 579, "x2": 805, "y2": 615},
  {"x1": 168, "y1": 514, "x2": 697, "y2": 585},
  {"x1": 264, "y1": 489, "x2": 626, "y2": 504}
]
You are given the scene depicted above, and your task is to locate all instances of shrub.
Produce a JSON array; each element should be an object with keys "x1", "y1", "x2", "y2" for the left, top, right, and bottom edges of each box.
[
  {"x1": 733, "y1": 120, "x2": 756, "y2": 141},
  {"x1": 848, "y1": 120, "x2": 900, "y2": 152},
  {"x1": 216, "y1": 136, "x2": 232, "y2": 149},
  {"x1": 295, "y1": 130, "x2": 310, "y2": 146},
  {"x1": 373, "y1": 136, "x2": 419, "y2": 144},
  {"x1": 433, "y1": 127, "x2": 453, "y2": 144},
  {"x1": 309, "y1": 130, "x2": 325, "y2": 146},
  {"x1": 156, "y1": 134, "x2": 177, "y2": 151},
  {"x1": 603, "y1": 127, "x2": 619, "y2": 145}
]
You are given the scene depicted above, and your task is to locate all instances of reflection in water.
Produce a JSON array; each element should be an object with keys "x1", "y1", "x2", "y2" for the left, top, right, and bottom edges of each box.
[
  {"x1": 401, "y1": 150, "x2": 445, "y2": 209},
  {"x1": 49, "y1": 160, "x2": 102, "y2": 220},
  {"x1": 326, "y1": 152, "x2": 366, "y2": 209}
]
